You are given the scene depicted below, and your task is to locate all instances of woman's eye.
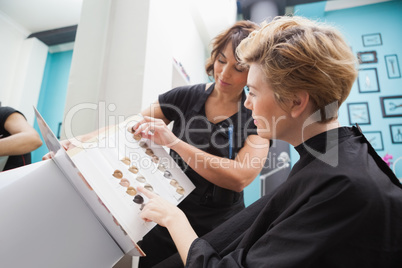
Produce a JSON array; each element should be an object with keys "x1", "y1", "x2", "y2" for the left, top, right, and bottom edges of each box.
[{"x1": 218, "y1": 59, "x2": 225, "y2": 64}]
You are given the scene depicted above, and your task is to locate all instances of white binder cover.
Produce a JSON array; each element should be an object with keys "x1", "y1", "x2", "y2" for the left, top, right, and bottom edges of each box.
[
  {"x1": 34, "y1": 108, "x2": 195, "y2": 256},
  {"x1": 0, "y1": 160, "x2": 124, "y2": 268}
]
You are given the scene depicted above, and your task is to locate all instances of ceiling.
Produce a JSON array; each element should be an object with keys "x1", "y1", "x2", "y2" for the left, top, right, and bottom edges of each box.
[
  {"x1": 0, "y1": 0, "x2": 391, "y2": 46},
  {"x1": 0, "y1": 0, "x2": 82, "y2": 33},
  {"x1": 0, "y1": 0, "x2": 82, "y2": 46}
]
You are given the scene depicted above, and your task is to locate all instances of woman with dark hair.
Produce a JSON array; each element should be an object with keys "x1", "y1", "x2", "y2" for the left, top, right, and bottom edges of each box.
[{"x1": 133, "y1": 21, "x2": 269, "y2": 267}]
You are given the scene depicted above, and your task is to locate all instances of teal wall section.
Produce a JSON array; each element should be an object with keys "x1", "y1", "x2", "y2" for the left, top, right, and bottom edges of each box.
[
  {"x1": 244, "y1": 174, "x2": 260, "y2": 206},
  {"x1": 289, "y1": 0, "x2": 402, "y2": 180},
  {"x1": 32, "y1": 50, "x2": 73, "y2": 163}
]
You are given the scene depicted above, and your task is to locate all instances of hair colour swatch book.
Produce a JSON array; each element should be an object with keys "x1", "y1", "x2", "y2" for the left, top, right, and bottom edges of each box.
[{"x1": 35, "y1": 109, "x2": 195, "y2": 257}]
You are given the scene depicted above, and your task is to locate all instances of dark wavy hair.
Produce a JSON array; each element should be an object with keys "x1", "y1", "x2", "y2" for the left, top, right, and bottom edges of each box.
[{"x1": 205, "y1": 20, "x2": 259, "y2": 77}]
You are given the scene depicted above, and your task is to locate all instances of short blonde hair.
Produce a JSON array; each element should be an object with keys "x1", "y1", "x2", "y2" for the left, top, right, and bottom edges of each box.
[{"x1": 237, "y1": 16, "x2": 358, "y2": 122}]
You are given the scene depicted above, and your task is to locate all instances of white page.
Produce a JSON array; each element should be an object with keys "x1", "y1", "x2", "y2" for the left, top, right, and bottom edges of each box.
[
  {"x1": 0, "y1": 158, "x2": 44, "y2": 189},
  {"x1": 34, "y1": 108, "x2": 144, "y2": 256},
  {"x1": 0, "y1": 159, "x2": 123, "y2": 268},
  {"x1": 69, "y1": 117, "x2": 195, "y2": 245}
]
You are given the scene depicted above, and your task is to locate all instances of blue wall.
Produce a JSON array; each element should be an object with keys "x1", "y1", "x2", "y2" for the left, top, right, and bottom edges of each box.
[
  {"x1": 244, "y1": 174, "x2": 260, "y2": 206},
  {"x1": 289, "y1": 0, "x2": 402, "y2": 179},
  {"x1": 32, "y1": 50, "x2": 73, "y2": 163}
]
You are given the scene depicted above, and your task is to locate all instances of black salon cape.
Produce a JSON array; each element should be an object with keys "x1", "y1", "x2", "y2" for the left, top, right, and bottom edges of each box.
[{"x1": 155, "y1": 126, "x2": 402, "y2": 268}]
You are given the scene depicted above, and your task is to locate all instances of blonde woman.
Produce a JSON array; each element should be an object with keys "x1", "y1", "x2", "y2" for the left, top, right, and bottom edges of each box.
[{"x1": 138, "y1": 16, "x2": 402, "y2": 267}]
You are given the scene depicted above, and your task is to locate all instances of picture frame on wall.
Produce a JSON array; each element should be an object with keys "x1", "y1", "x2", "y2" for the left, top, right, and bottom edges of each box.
[
  {"x1": 362, "y1": 33, "x2": 382, "y2": 47},
  {"x1": 380, "y1": 95, "x2": 402, "y2": 117},
  {"x1": 364, "y1": 131, "x2": 384, "y2": 151},
  {"x1": 357, "y1": 51, "x2": 378, "y2": 64},
  {"x1": 347, "y1": 102, "x2": 371, "y2": 125},
  {"x1": 389, "y1": 124, "x2": 402, "y2": 144},
  {"x1": 357, "y1": 68, "x2": 380, "y2": 93},
  {"x1": 385, "y1": 54, "x2": 401, "y2": 79}
]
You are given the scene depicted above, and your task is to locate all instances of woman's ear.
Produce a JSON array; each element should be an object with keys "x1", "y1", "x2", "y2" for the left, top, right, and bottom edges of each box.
[{"x1": 289, "y1": 91, "x2": 310, "y2": 119}]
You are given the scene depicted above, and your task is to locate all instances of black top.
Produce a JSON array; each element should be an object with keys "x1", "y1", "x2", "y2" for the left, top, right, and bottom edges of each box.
[
  {"x1": 138, "y1": 83, "x2": 258, "y2": 267},
  {"x1": 0, "y1": 107, "x2": 32, "y2": 171},
  {"x1": 155, "y1": 126, "x2": 402, "y2": 268}
]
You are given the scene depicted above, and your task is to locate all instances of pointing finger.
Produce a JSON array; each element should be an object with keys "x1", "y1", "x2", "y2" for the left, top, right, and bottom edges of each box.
[
  {"x1": 134, "y1": 122, "x2": 149, "y2": 135},
  {"x1": 137, "y1": 186, "x2": 157, "y2": 199},
  {"x1": 142, "y1": 116, "x2": 153, "y2": 122}
]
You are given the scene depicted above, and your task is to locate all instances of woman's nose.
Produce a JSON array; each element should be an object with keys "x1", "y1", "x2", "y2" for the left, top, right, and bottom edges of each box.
[
  {"x1": 221, "y1": 65, "x2": 231, "y2": 78},
  {"x1": 244, "y1": 94, "x2": 252, "y2": 110}
]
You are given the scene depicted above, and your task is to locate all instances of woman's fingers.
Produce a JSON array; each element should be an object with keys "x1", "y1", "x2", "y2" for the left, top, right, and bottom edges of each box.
[
  {"x1": 133, "y1": 119, "x2": 165, "y2": 137},
  {"x1": 133, "y1": 116, "x2": 159, "y2": 129},
  {"x1": 42, "y1": 152, "x2": 54, "y2": 160},
  {"x1": 134, "y1": 117, "x2": 159, "y2": 134},
  {"x1": 132, "y1": 116, "x2": 178, "y2": 147},
  {"x1": 138, "y1": 187, "x2": 161, "y2": 223},
  {"x1": 133, "y1": 121, "x2": 146, "y2": 134},
  {"x1": 137, "y1": 186, "x2": 157, "y2": 199},
  {"x1": 42, "y1": 139, "x2": 72, "y2": 160}
]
